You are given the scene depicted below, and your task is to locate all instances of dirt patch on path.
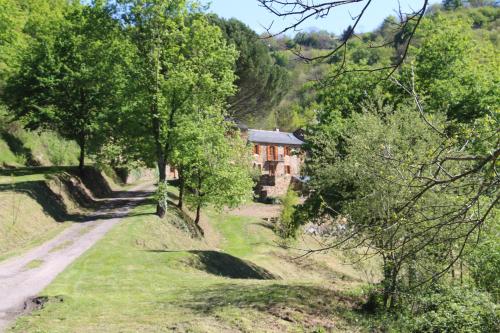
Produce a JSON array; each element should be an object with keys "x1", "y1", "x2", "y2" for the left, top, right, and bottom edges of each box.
[{"x1": 227, "y1": 203, "x2": 282, "y2": 219}]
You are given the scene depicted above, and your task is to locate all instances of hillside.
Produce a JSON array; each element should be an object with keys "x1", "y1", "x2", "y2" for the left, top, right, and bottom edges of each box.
[
  {"x1": 8, "y1": 192, "x2": 379, "y2": 333},
  {"x1": 257, "y1": 5, "x2": 500, "y2": 131}
]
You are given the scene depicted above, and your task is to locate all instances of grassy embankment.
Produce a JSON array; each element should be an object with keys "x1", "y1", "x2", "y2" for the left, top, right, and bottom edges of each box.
[
  {"x1": 0, "y1": 118, "x2": 81, "y2": 261},
  {"x1": 0, "y1": 117, "x2": 153, "y2": 261},
  {"x1": 0, "y1": 166, "x2": 130, "y2": 262},
  {"x1": 9, "y1": 190, "x2": 380, "y2": 332}
]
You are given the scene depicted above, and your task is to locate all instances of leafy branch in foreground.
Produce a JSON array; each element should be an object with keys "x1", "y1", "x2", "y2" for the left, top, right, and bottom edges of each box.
[
  {"x1": 300, "y1": 102, "x2": 498, "y2": 308},
  {"x1": 258, "y1": 0, "x2": 430, "y2": 78}
]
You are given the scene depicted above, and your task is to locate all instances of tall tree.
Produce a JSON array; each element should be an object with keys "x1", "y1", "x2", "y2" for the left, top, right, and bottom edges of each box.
[
  {"x1": 443, "y1": 0, "x2": 464, "y2": 10},
  {"x1": 208, "y1": 15, "x2": 289, "y2": 124},
  {"x1": 119, "y1": 0, "x2": 238, "y2": 217},
  {"x1": 0, "y1": 0, "x2": 69, "y2": 93},
  {"x1": 7, "y1": 2, "x2": 131, "y2": 173},
  {"x1": 412, "y1": 15, "x2": 499, "y2": 123},
  {"x1": 171, "y1": 111, "x2": 253, "y2": 227}
]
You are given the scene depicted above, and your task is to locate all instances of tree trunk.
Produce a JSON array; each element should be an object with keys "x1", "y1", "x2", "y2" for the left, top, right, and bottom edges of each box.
[
  {"x1": 382, "y1": 256, "x2": 391, "y2": 309},
  {"x1": 178, "y1": 168, "x2": 184, "y2": 209},
  {"x1": 382, "y1": 254, "x2": 400, "y2": 310},
  {"x1": 78, "y1": 134, "x2": 85, "y2": 176},
  {"x1": 195, "y1": 202, "x2": 201, "y2": 225},
  {"x1": 156, "y1": 157, "x2": 167, "y2": 218},
  {"x1": 388, "y1": 265, "x2": 399, "y2": 310},
  {"x1": 194, "y1": 175, "x2": 204, "y2": 236}
]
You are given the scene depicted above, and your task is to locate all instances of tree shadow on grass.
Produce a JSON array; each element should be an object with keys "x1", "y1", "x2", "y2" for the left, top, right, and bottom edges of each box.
[
  {"x1": 149, "y1": 250, "x2": 276, "y2": 280},
  {"x1": 176, "y1": 283, "x2": 363, "y2": 330},
  {"x1": 0, "y1": 166, "x2": 72, "y2": 177},
  {"x1": 0, "y1": 132, "x2": 39, "y2": 166},
  {"x1": 0, "y1": 180, "x2": 154, "y2": 223},
  {"x1": 252, "y1": 221, "x2": 275, "y2": 232},
  {"x1": 0, "y1": 166, "x2": 152, "y2": 200}
]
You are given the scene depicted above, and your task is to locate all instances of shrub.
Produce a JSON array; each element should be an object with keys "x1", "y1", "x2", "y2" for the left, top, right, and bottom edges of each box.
[
  {"x1": 275, "y1": 189, "x2": 300, "y2": 239},
  {"x1": 24, "y1": 131, "x2": 78, "y2": 166},
  {"x1": 467, "y1": 221, "x2": 500, "y2": 303},
  {"x1": 400, "y1": 285, "x2": 499, "y2": 333}
]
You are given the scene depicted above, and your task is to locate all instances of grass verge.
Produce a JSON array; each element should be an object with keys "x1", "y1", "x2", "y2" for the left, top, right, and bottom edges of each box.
[{"x1": 10, "y1": 201, "x2": 376, "y2": 332}]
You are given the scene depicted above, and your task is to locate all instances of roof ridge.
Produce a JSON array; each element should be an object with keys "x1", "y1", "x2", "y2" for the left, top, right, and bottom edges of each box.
[{"x1": 248, "y1": 129, "x2": 294, "y2": 134}]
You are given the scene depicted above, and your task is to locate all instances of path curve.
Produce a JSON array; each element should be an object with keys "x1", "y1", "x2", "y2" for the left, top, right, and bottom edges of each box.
[{"x1": 0, "y1": 183, "x2": 153, "y2": 332}]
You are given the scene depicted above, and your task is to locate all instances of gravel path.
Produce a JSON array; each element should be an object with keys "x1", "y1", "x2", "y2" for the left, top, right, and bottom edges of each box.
[{"x1": 0, "y1": 183, "x2": 153, "y2": 332}]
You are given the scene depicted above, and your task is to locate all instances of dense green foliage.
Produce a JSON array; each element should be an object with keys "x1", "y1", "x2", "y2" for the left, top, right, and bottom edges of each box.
[
  {"x1": 275, "y1": 189, "x2": 300, "y2": 239},
  {"x1": 283, "y1": 3, "x2": 499, "y2": 330},
  {"x1": 171, "y1": 113, "x2": 254, "y2": 224},
  {"x1": 6, "y1": 2, "x2": 131, "y2": 172},
  {"x1": 208, "y1": 15, "x2": 290, "y2": 125},
  {"x1": 0, "y1": 0, "x2": 254, "y2": 219},
  {"x1": 467, "y1": 220, "x2": 500, "y2": 303},
  {"x1": 401, "y1": 285, "x2": 498, "y2": 333}
]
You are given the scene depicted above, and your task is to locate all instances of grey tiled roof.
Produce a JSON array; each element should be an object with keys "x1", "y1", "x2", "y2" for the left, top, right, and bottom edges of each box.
[{"x1": 248, "y1": 129, "x2": 304, "y2": 145}]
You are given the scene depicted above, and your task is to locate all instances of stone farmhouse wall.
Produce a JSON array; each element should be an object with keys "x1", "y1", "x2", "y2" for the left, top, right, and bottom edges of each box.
[{"x1": 251, "y1": 142, "x2": 303, "y2": 198}]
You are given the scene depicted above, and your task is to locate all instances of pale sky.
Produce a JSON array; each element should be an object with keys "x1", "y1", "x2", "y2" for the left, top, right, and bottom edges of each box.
[{"x1": 204, "y1": 0, "x2": 441, "y2": 35}]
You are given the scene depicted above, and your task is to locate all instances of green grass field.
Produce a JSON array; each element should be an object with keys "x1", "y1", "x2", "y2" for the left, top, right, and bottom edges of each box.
[{"x1": 9, "y1": 199, "x2": 377, "y2": 333}]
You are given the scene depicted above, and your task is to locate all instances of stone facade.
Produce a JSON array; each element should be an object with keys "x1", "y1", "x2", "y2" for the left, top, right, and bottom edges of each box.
[{"x1": 247, "y1": 129, "x2": 304, "y2": 199}]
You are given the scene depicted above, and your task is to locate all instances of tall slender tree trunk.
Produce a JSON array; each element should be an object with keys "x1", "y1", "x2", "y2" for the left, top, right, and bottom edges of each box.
[
  {"x1": 382, "y1": 255, "x2": 391, "y2": 309},
  {"x1": 194, "y1": 175, "x2": 204, "y2": 238},
  {"x1": 195, "y1": 202, "x2": 201, "y2": 225},
  {"x1": 156, "y1": 156, "x2": 167, "y2": 218},
  {"x1": 78, "y1": 133, "x2": 85, "y2": 176},
  {"x1": 382, "y1": 254, "x2": 400, "y2": 310},
  {"x1": 178, "y1": 168, "x2": 184, "y2": 209}
]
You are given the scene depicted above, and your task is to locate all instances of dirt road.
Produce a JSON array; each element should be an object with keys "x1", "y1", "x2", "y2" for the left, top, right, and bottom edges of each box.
[{"x1": 0, "y1": 184, "x2": 153, "y2": 332}]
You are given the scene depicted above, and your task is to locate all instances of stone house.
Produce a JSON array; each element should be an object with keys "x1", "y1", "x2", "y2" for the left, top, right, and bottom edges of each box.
[{"x1": 245, "y1": 128, "x2": 305, "y2": 199}]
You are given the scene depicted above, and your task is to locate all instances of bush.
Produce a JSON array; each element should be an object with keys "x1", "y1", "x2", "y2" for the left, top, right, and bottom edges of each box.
[
  {"x1": 400, "y1": 285, "x2": 499, "y2": 333},
  {"x1": 467, "y1": 220, "x2": 500, "y2": 302},
  {"x1": 275, "y1": 189, "x2": 300, "y2": 239},
  {"x1": 1, "y1": 117, "x2": 80, "y2": 167},
  {"x1": 20, "y1": 130, "x2": 79, "y2": 166}
]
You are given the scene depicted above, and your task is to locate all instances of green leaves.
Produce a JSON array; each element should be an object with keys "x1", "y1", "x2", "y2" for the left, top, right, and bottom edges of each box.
[
  {"x1": 414, "y1": 14, "x2": 499, "y2": 123},
  {"x1": 208, "y1": 15, "x2": 290, "y2": 123},
  {"x1": 6, "y1": 2, "x2": 134, "y2": 170},
  {"x1": 172, "y1": 112, "x2": 253, "y2": 214}
]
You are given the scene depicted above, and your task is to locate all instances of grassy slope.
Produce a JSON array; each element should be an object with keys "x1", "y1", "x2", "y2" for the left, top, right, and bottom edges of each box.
[
  {"x1": 10, "y1": 199, "x2": 377, "y2": 333},
  {"x1": 1, "y1": 123, "x2": 80, "y2": 167},
  {"x1": 0, "y1": 167, "x2": 124, "y2": 262},
  {"x1": 0, "y1": 121, "x2": 85, "y2": 259},
  {"x1": 0, "y1": 170, "x2": 69, "y2": 261},
  {"x1": 0, "y1": 138, "x2": 22, "y2": 167}
]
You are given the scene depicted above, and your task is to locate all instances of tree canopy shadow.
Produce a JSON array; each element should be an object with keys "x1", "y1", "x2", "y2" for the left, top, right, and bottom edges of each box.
[
  {"x1": 252, "y1": 221, "x2": 275, "y2": 231},
  {"x1": 0, "y1": 166, "x2": 72, "y2": 177},
  {"x1": 0, "y1": 180, "x2": 154, "y2": 223},
  {"x1": 149, "y1": 250, "x2": 276, "y2": 280},
  {"x1": 190, "y1": 250, "x2": 277, "y2": 280},
  {"x1": 0, "y1": 181, "x2": 82, "y2": 222},
  {"x1": 0, "y1": 166, "x2": 153, "y2": 200},
  {"x1": 0, "y1": 131, "x2": 39, "y2": 166}
]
